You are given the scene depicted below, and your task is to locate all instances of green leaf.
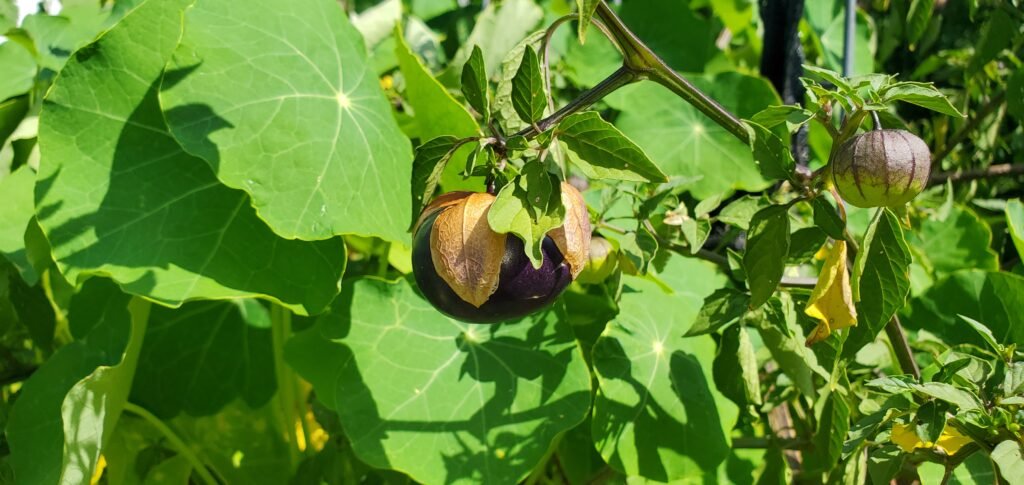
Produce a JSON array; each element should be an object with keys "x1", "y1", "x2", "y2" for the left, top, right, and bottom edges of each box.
[
  {"x1": 906, "y1": 270, "x2": 1024, "y2": 346},
  {"x1": 717, "y1": 195, "x2": 768, "y2": 230},
  {"x1": 443, "y1": 0, "x2": 544, "y2": 84},
  {"x1": 744, "y1": 205, "x2": 791, "y2": 308},
  {"x1": 804, "y1": 8, "x2": 875, "y2": 77},
  {"x1": 867, "y1": 445, "x2": 904, "y2": 485},
  {"x1": 685, "y1": 288, "x2": 749, "y2": 337},
  {"x1": 713, "y1": 325, "x2": 762, "y2": 407},
  {"x1": 0, "y1": 95, "x2": 30, "y2": 148},
  {"x1": 803, "y1": 65, "x2": 853, "y2": 92},
  {"x1": 746, "y1": 121, "x2": 796, "y2": 182},
  {"x1": 592, "y1": 275, "x2": 737, "y2": 481},
  {"x1": 1006, "y1": 199, "x2": 1024, "y2": 258},
  {"x1": 59, "y1": 296, "x2": 150, "y2": 485},
  {"x1": 557, "y1": 111, "x2": 668, "y2": 183},
  {"x1": 1004, "y1": 362, "x2": 1024, "y2": 397},
  {"x1": 7, "y1": 278, "x2": 132, "y2": 485},
  {"x1": 805, "y1": 392, "x2": 850, "y2": 473},
  {"x1": 487, "y1": 162, "x2": 565, "y2": 267},
  {"x1": 575, "y1": 0, "x2": 601, "y2": 42},
  {"x1": 908, "y1": 205, "x2": 999, "y2": 276},
  {"x1": 161, "y1": 0, "x2": 413, "y2": 242},
  {"x1": 992, "y1": 441, "x2": 1024, "y2": 485},
  {"x1": 285, "y1": 278, "x2": 591, "y2": 485},
  {"x1": 749, "y1": 105, "x2": 815, "y2": 132},
  {"x1": 881, "y1": 82, "x2": 964, "y2": 117},
  {"x1": 0, "y1": 42, "x2": 35, "y2": 103},
  {"x1": 36, "y1": 0, "x2": 346, "y2": 315},
  {"x1": 905, "y1": 0, "x2": 934, "y2": 46},
  {"x1": 708, "y1": 0, "x2": 754, "y2": 33},
  {"x1": 617, "y1": 0, "x2": 721, "y2": 73},
  {"x1": 0, "y1": 166, "x2": 38, "y2": 284},
  {"x1": 845, "y1": 210, "x2": 911, "y2": 355},
  {"x1": 460, "y1": 46, "x2": 489, "y2": 121},
  {"x1": 812, "y1": 197, "x2": 846, "y2": 240},
  {"x1": 914, "y1": 400, "x2": 948, "y2": 444},
  {"x1": 758, "y1": 295, "x2": 829, "y2": 397},
  {"x1": 349, "y1": 0, "x2": 402, "y2": 48},
  {"x1": 913, "y1": 382, "x2": 983, "y2": 411},
  {"x1": 788, "y1": 227, "x2": 828, "y2": 263},
  {"x1": 494, "y1": 30, "x2": 546, "y2": 133},
  {"x1": 1008, "y1": 69, "x2": 1024, "y2": 123},
  {"x1": 410, "y1": 136, "x2": 465, "y2": 227},
  {"x1": 130, "y1": 300, "x2": 275, "y2": 418},
  {"x1": 958, "y1": 315, "x2": 1002, "y2": 354},
  {"x1": 511, "y1": 46, "x2": 546, "y2": 124},
  {"x1": 615, "y1": 72, "x2": 779, "y2": 198}
]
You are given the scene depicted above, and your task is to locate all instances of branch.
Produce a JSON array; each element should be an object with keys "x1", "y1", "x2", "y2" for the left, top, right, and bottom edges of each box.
[{"x1": 928, "y1": 163, "x2": 1024, "y2": 185}]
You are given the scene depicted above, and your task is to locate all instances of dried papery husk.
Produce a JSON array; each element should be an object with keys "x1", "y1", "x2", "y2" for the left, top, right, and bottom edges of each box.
[
  {"x1": 412, "y1": 191, "x2": 474, "y2": 234},
  {"x1": 832, "y1": 129, "x2": 931, "y2": 208},
  {"x1": 548, "y1": 182, "x2": 591, "y2": 279},
  {"x1": 429, "y1": 193, "x2": 507, "y2": 307}
]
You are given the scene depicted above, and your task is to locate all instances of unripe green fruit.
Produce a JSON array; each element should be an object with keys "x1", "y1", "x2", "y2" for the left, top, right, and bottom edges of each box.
[
  {"x1": 831, "y1": 129, "x2": 931, "y2": 208},
  {"x1": 576, "y1": 237, "x2": 617, "y2": 284}
]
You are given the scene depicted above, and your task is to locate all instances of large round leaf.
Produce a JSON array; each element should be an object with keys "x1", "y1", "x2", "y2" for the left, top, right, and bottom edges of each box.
[
  {"x1": 285, "y1": 278, "x2": 592, "y2": 485},
  {"x1": 591, "y1": 258, "x2": 738, "y2": 482},
  {"x1": 161, "y1": 0, "x2": 412, "y2": 243},
  {"x1": 615, "y1": 72, "x2": 781, "y2": 199},
  {"x1": 35, "y1": 0, "x2": 345, "y2": 315}
]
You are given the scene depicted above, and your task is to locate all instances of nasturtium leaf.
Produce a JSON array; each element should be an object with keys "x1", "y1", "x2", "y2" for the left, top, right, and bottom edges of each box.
[
  {"x1": 746, "y1": 121, "x2": 796, "y2": 182},
  {"x1": 615, "y1": 72, "x2": 780, "y2": 198},
  {"x1": 0, "y1": 96, "x2": 29, "y2": 149},
  {"x1": 744, "y1": 205, "x2": 791, "y2": 309},
  {"x1": 1006, "y1": 199, "x2": 1024, "y2": 257},
  {"x1": 35, "y1": 0, "x2": 346, "y2": 315},
  {"x1": 487, "y1": 162, "x2": 564, "y2": 267},
  {"x1": 618, "y1": 0, "x2": 721, "y2": 73},
  {"x1": 845, "y1": 210, "x2": 911, "y2": 356},
  {"x1": 130, "y1": 300, "x2": 275, "y2": 419},
  {"x1": 992, "y1": 441, "x2": 1024, "y2": 485},
  {"x1": 394, "y1": 22, "x2": 482, "y2": 192},
  {"x1": 7, "y1": 278, "x2": 133, "y2": 485},
  {"x1": 511, "y1": 46, "x2": 546, "y2": 124},
  {"x1": 592, "y1": 275, "x2": 737, "y2": 482},
  {"x1": 575, "y1": 0, "x2": 601, "y2": 43},
  {"x1": 0, "y1": 166, "x2": 39, "y2": 284},
  {"x1": 908, "y1": 204, "x2": 999, "y2": 276},
  {"x1": 557, "y1": 111, "x2": 668, "y2": 183},
  {"x1": 161, "y1": 0, "x2": 412, "y2": 242},
  {"x1": 59, "y1": 296, "x2": 150, "y2": 485},
  {"x1": 881, "y1": 82, "x2": 963, "y2": 118},
  {"x1": 285, "y1": 278, "x2": 591, "y2": 485},
  {"x1": 685, "y1": 288, "x2": 749, "y2": 337},
  {"x1": 804, "y1": 6, "x2": 875, "y2": 77},
  {"x1": 804, "y1": 240, "x2": 857, "y2": 346},
  {"x1": 410, "y1": 136, "x2": 465, "y2": 228},
  {"x1": 460, "y1": 46, "x2": 489, "y2": 121},
  {"x1": 0, "y1": 42, "x2": 35, "y2": 103}
]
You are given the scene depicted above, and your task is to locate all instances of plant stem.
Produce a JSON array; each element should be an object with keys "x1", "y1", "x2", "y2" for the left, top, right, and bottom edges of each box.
[
  {"x1": 933, "y1": 90, "x2": 1006, "y2": 165},
  {"x1": 929, "y1": 163, "x2": 1024, "y2": 185},
  {"x1": 594, "y1": 2, "x2": 750, "y2": 143},
  {"x1": 123, "y1": 402, "x2": 219, "y2": 485},
  {"x1": 271, "y1": 305, "x2": 302, "y2": 464},
  {"x1": 514, "y1": 65, "x2": 638, "y2": 138},
  {"x1": 884, "y1": 315, "x2": 921, "y2": 379}
]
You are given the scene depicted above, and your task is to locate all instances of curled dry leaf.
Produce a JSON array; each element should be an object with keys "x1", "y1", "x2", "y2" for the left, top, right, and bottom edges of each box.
[
  {"x1": 804, "y1": 240, "x2": 858, "y2": 345},
  {"x1": 548, "y1": 182, "x2": 591, "y2": 279},
  {"x1": 430, "y1": 193, "x2": 507, "y2": 307}
]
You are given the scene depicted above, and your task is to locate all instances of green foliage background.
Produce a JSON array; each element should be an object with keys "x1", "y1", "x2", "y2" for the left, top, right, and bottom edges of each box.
[{"x1": 0, "y1": 0, "x2": 1022, "y2": 484}]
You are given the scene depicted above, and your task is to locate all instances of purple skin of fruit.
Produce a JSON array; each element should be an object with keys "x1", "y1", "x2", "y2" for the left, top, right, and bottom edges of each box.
[
  {"x1": 832, "y1": 129, "x2": 931, "y2": 208},
  {"x1": 412, "y1": 210, "x2": 573, "y2": 323}
]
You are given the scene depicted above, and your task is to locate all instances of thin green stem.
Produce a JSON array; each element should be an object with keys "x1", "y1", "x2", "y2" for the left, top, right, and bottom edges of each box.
[
  {"x1": 271, "y1": 305, "x2": 301, "y2": 464},
  {"x1": 123, "y1": 402, "x2": 218, "y2": 485}
]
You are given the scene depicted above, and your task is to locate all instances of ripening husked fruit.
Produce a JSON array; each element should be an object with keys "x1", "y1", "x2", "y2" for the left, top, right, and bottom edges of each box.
[
  {"x1": 411, "y1": 184, "x2": 591, "y2": 323},
  {"x1": 831, "y1": 129, "x2": 931, "y2": 208},
  {"x1": 576, "y1": 236, "x2": 618, "y2": 284}
]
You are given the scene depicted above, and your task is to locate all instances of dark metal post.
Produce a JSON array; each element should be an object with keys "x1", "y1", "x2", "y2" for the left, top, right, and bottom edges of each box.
[
  {"x1": 759, "y1": 0, "x2": 808, "y2": 166},
  {"x1": 843, "y1": 0, "x2": 856, "y2": 76}
]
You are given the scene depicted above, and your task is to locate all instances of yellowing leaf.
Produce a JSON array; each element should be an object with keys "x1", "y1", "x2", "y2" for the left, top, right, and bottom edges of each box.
[
  {"x1": 804, "y1": 240, "x2": 857, "y2": 345},
  {"x1": 891, "y1": 423, "x2": 972, "y2": 455}
]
